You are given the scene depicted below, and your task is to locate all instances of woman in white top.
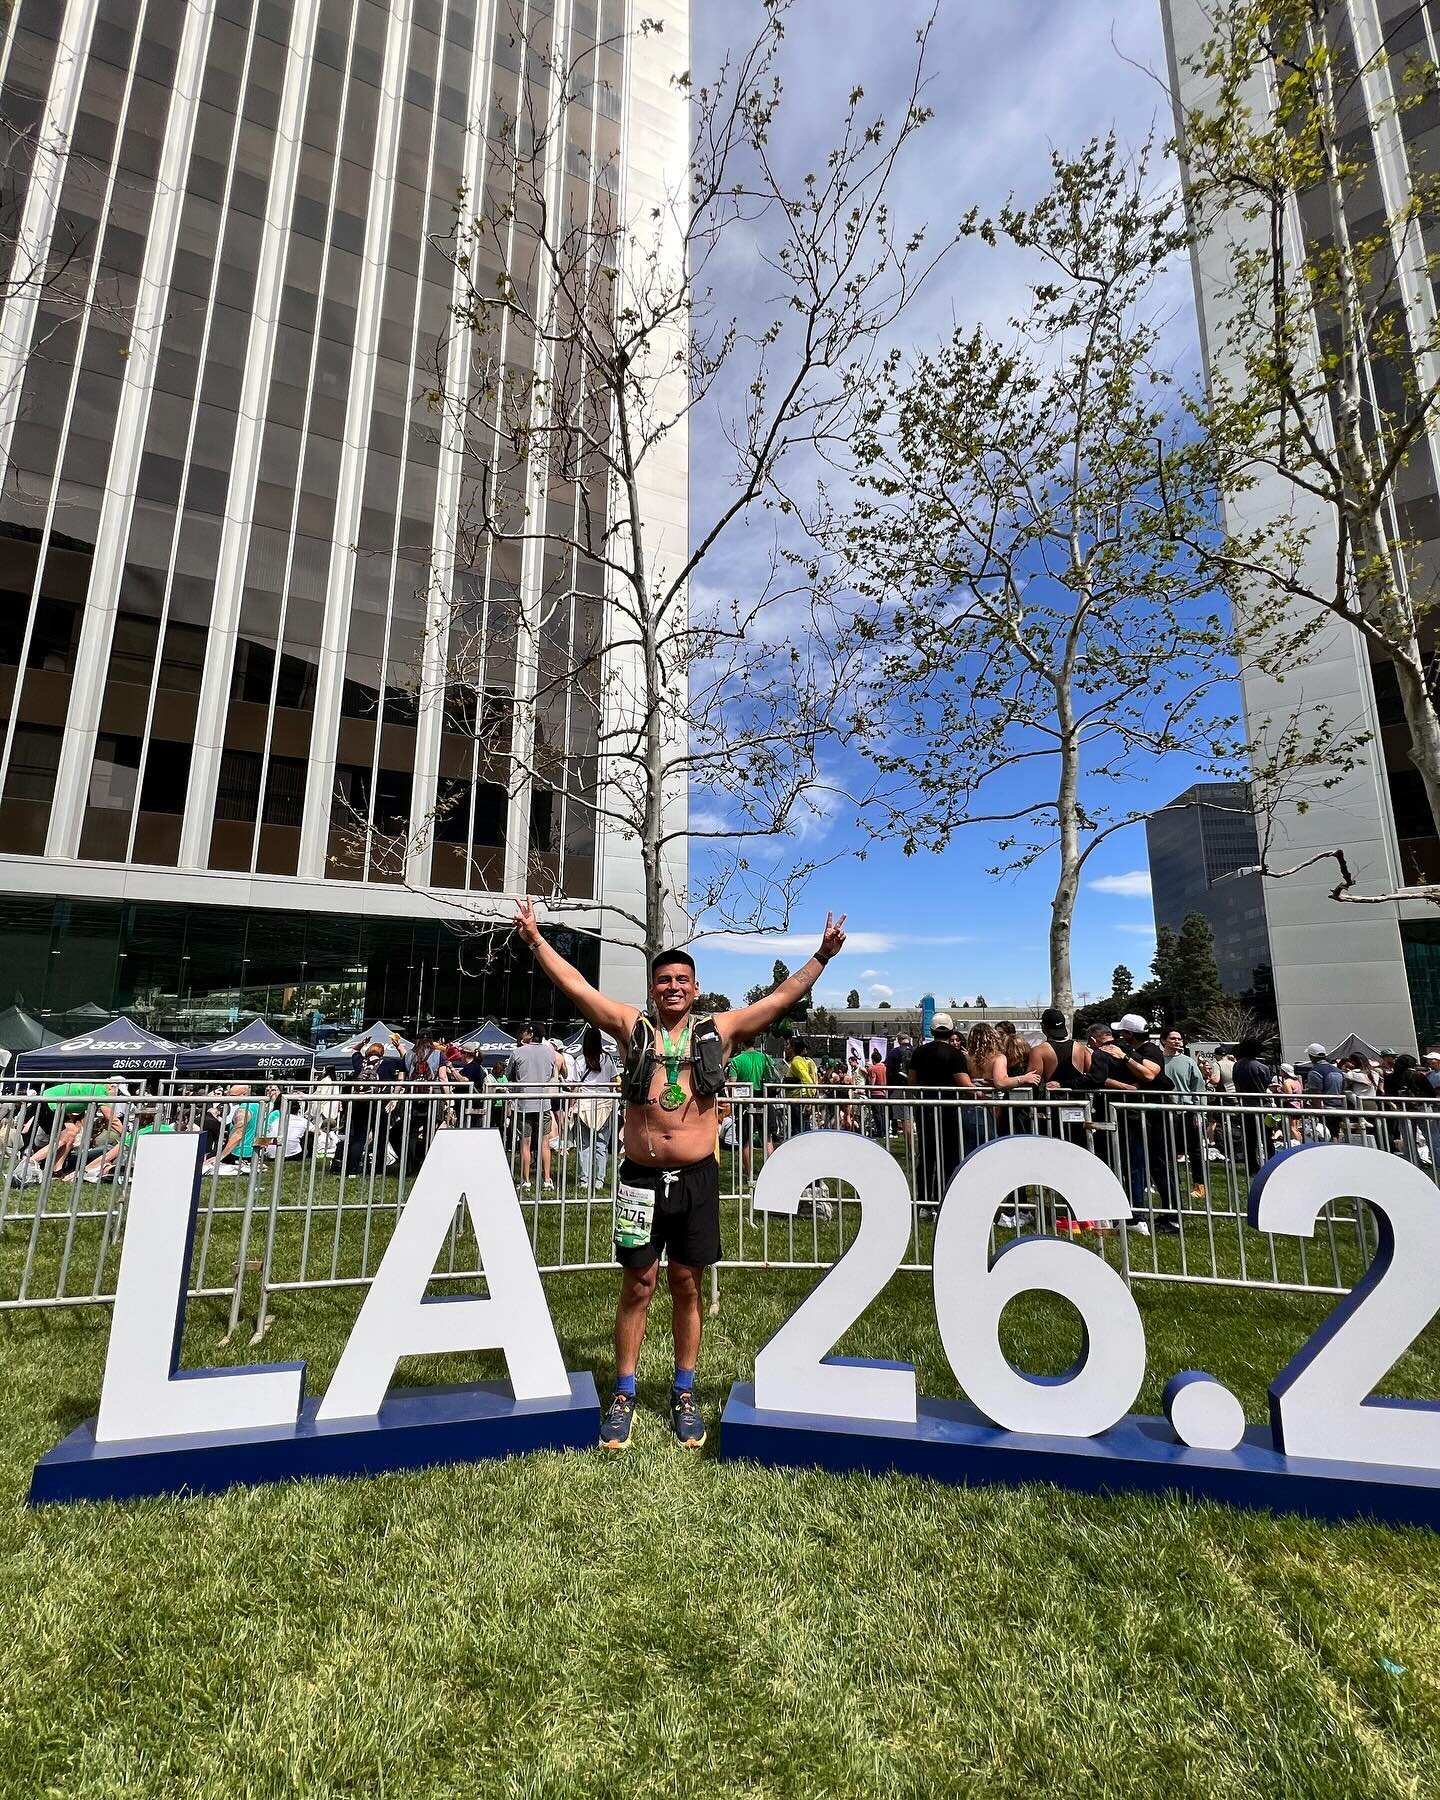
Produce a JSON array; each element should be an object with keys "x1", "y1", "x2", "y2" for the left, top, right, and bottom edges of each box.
[
  {"x1": 264, "y1": 1095, "x2": 309, "y2": 1160},
  {"x1": 568, "y1": 1025, "x2": 616, "y2": 1190}
]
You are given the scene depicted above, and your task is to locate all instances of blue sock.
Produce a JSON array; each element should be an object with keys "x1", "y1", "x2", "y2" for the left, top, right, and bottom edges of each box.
[
  {"x1": 672, "y1": 1367, "x2": 695, "y2": 1393},
  {"x1": 615, "y1": 1373, "x2": 637, "y2": 1399}
]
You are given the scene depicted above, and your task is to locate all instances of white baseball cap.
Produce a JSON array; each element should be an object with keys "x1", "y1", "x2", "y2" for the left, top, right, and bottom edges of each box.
[
  {"x1": 930, "y1": 1012, "x2": 955, "y2": 1033},
  {"x1": 1306, "y1": 1043, "x2": 1327, "y2": 1059},
  {"x1": 1426, "y1": 1052, "x2": 1440, "y2": 1064},
  {"x1": 1111, "y1": 1013, "x2": 1148, "y2": 1035}
]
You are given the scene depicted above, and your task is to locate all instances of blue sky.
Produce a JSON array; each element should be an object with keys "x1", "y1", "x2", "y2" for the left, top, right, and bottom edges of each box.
[{"x1": 681, "y1": 1, "x2": 1221, "y2": 1013}]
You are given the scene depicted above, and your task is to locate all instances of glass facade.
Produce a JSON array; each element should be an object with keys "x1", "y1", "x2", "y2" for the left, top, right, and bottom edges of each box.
[
  {"x1": 0, "y1": 0, "x2": 624, "y2": 895},
  {"x1": 0, "y1": 891, "x2": 599, "y2": 1041},
  {"x1": 1145, "y1": 782, "x2": 1272, "y2": 995}
]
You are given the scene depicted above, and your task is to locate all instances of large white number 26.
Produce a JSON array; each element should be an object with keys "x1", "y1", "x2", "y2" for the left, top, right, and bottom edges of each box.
[{"x1": 752, "y1": 1133, "x2": 1144, "y2": 1437}]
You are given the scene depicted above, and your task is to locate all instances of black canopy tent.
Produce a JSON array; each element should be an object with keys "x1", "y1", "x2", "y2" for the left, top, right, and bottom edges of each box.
[
  {"x1": 175, "y1": 1019, "x2": 315, "y2": 1077},
  {"x1": 450, "y1": 1018, "x2": 517, "y2": 1053},
  {"x1": 15, "y1": 1016, "x2": 181, "y2": 1077}
]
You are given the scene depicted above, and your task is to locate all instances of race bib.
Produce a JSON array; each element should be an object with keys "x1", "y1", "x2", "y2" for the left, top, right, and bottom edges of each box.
[{"x1": 614, "y1": 1179, "x2": 656, "y2": 1250}]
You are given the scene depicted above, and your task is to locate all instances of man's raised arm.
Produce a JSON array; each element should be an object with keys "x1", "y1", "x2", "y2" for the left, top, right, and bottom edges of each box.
[
  {"x1": 719, "y1": 914, "x2": 848, "y2": 1049},
  {"x1": 513, "y1": 900, "x2": 638, "y2": 1042}
]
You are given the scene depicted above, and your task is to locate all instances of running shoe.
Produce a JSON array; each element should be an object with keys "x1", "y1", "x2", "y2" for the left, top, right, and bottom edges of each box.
[
  {"x1": 600, "y1": 1389, "x2": 636, "y2": 1451},
  {"x1": 670, "y1": 1387, "x2": 706, "y2": 1450}
]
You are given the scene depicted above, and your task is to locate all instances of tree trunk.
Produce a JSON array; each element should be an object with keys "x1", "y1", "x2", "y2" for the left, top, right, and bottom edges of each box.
[
  {"x1": 1049, "y1": 695, "x2": 1080, "y2": 1020},
  {"x1": 1391, "y1": 650, "x2": 1440, "y2": 845}
]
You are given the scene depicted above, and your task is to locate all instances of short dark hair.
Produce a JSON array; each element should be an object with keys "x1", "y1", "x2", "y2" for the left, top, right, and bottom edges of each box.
[{"x1": 651, "y1": 948, "x2": 696, "y2": 977}]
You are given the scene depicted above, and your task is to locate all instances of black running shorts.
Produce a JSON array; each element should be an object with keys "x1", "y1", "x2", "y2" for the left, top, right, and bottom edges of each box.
[{"x1": 615, "y1": 1154, "x2": 722, "y2": 1270}]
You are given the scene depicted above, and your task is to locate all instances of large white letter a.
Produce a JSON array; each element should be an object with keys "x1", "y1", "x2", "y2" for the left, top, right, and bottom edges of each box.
[{"x1": 317, "y1": 1131, "x2": 570, "y2": 1421}]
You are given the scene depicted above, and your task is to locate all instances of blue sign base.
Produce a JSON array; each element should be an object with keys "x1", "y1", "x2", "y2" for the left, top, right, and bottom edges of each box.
[
  {"x1": 29, "y1": 1374, "x2": 600, "y2": 1506},
  {"x1": 720, "y1": 1370, "x2": 1440, "y2": 1529}
]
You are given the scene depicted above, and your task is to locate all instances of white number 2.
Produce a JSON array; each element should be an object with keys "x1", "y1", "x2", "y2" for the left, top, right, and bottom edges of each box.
[
  {"x1": 752, "y1": 1134, "x2": 917, "y2": 1423},
  {"x1": 1253, "y1": 1144, "x2": 1440, "y2": 1467}
]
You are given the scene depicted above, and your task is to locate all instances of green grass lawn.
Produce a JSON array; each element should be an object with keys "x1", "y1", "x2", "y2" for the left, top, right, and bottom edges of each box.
[{"x1": 6, "y1": 1261, "x2": 1440, "y2": 1797}]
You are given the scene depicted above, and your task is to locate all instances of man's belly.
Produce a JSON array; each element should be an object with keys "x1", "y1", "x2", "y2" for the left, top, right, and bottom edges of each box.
[{"x1": 623, "y1": 1101, "x2": 717, "y2": 1168}]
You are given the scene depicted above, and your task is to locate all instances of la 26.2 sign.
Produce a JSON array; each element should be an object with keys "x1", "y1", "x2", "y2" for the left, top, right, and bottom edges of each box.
[{"x1": 29, "y1": 1130, "x2": 1440, "y2": 1529}]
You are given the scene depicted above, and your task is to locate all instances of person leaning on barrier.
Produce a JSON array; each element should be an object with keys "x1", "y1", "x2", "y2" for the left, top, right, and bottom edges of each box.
[
  {"x1": 568, "y1": 1024, "x2": 618, "y2": 1190},
  {"x1": 1162, "y1": 1028, "x2": 1210, "y2": 1200},
  {"x1": 514, "y1": 896, "x2": 847, "y2": 1453},
  {"x1": 727, "y1": 1038, "x2": 774, "y2": 1180},
  {"x1": 1230, "y1": 1037, "x2": 1275, "y2": 1173},
  {"x1": 906, "y1": 1013, "x2": 970, "y2": 1213},
  {"x1": 1027, "y1": 1008, "x2": 1108, "y2": 1231},
  {"x1": 331, "y1": 1047, "x2": 393, "y2": 1175},
  {"x1": 867, "y1": 1046, "x2": 889, "y2": 1141},
  {"x1": 1096, "y1": 1015, "x2": 1180, "y2": 1233},
  {"x1": 506, "y1": 1025, "x2": 557, "y2": 1192}
]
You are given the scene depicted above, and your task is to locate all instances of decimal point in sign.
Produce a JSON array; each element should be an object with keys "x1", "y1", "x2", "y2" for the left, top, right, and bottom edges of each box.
[{"x1": 1164, "y1": 1371, "x2": 1246, "y2": 1452}]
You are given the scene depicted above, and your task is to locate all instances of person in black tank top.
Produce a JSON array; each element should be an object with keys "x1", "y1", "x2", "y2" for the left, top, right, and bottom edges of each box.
[
  {"x1": 1029, "y1": 1008, "x2": 1098, "y2": 1164},
  {"x1": 1031, "y1": 1008, "x2": 1095, "y2": 1092}
]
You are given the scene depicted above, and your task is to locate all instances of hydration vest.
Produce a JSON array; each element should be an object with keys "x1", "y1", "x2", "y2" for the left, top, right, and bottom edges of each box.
[{"x1": 622, "y1": 1013, "x2": 727, "y2": 1103}]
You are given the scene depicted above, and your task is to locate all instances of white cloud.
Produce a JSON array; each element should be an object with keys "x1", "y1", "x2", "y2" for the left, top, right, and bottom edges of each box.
[
  {"x1": 860, "y1": 968, "x2": 881, "y2": 979},
  {"x1": 1088, "y1": 871, "x2": 1153, "y2": 898},
  {"x1": 868, "y1": 983, "x2": 895, "y2": 1000},
  {"x1": 702, "y1": 931, "x2": 971, "y2": 955},
  {"x1": 1116, "y1": 921, "x2": 1157, "y2": 936}
]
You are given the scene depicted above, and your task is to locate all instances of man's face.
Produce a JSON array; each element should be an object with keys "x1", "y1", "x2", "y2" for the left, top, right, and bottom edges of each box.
[
  {"x1": 650, "y1": 959, "x2": 698, "y2": 1022},
  {"x1": 1163, "y1": 1031, "x2": 1183, "y2": 1055}
]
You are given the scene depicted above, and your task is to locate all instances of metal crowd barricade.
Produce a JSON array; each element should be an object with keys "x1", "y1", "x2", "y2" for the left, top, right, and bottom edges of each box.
[
  {"x1": 1, "y1": 1077, "x2": 1435, "y2": 1326},
  {"x1": 0, "y1": 1084, "x2": 253, "y2": 1314}
]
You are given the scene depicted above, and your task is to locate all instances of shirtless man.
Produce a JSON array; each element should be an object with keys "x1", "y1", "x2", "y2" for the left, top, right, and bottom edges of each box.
[{"x1": 514, "y1": 898, "x2": 847, "y2": 1451}]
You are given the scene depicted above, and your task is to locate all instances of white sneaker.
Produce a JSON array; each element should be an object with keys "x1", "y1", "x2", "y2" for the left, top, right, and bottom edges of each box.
[
  {"x1": 996, "y1": 1211, "x2": 1019, "y2": 1228},
  {"x1": 1130, "y1": 1220, "x2": 1152, "y2": 1237}
]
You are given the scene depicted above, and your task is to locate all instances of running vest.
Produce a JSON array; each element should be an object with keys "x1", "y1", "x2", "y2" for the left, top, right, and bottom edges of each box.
[{"x1": 622, "y1": 1013, "x2": 727, "y2": 1103}]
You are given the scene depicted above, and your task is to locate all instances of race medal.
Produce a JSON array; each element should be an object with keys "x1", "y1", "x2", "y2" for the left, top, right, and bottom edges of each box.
[{"x1": 658, "y1": 1020, "x2": 690, "y2": 1114}]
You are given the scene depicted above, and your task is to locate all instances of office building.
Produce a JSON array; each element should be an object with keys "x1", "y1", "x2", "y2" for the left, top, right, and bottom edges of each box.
[
  {"x1": 1162, "y1": 0, "x2": 1440, "y2": 1053},
  {"x1": 0, "y1": 0, "x2": 688, "y2": 1038},
  {"x1": 1145, "y1": 781, "x2": 1270, "y2": 996}
]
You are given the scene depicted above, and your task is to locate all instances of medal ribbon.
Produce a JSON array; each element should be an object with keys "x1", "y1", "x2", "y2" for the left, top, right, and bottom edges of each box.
[{"x1": 659, "y1": 1020, "x2": 690, "y2": 1106}]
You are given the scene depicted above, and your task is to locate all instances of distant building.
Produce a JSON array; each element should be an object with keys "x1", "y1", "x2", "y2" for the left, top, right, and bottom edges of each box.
[{"x1": 1145, "y1": 782, "x2": 1270, "y2": 996}]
